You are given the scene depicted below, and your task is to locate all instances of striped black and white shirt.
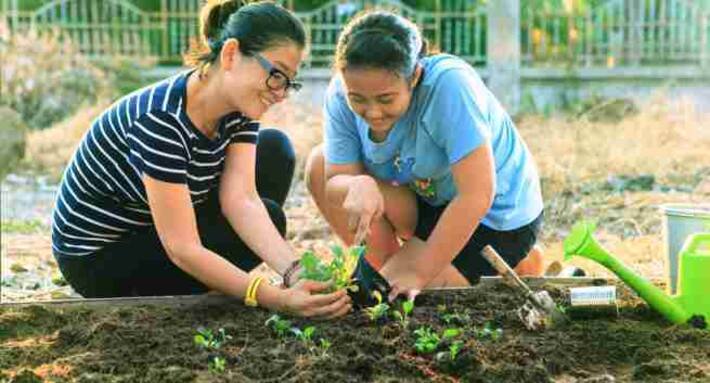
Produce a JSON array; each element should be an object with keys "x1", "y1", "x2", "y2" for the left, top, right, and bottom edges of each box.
[{"x1": 52, "y1": 71, "x2": 259, "y2": 257}]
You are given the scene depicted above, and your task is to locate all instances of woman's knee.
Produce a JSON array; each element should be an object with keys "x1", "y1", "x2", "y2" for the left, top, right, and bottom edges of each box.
[
  {"x1": 256, "y1": 128, "x2": 295, "y2": 205},
  {"x1": 258, "y1": 128, "x2": 295, "y2": 166},
  {"x1": 262, "y1": 198, "x2": 287, "y2": 237}
]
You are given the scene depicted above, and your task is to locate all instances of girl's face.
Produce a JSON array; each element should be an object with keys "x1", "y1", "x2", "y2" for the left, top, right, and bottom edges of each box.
[
  {"x1": 341, "y1": 67, "x2": 420, "y2": 137},
  {"x1": 221, "y1": 40, "x2": 303, "y2": 120}
]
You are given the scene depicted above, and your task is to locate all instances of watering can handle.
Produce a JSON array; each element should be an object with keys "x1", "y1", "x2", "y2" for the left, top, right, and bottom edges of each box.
[{"x1": 680, "y1": 233, "x2": 710, "y2": 256}]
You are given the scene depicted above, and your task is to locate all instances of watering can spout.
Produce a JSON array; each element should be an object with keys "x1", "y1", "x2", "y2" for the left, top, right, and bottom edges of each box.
[{"x1": 564, "y1": 221, "x2": 693, "y2": 326}]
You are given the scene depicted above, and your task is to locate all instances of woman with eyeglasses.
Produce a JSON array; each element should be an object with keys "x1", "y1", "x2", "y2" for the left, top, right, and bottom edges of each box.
[
  {"x1": 51, "y1": 0, "x2": 351, "y2": 319},
  {"x1": 306, "y1": 11, "x2": 545, "y2": 304}
]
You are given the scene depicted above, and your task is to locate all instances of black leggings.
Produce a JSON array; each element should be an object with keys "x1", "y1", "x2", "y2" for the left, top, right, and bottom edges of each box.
[{"x1": 56, "y1": 129, "x2": 296, "y2": 298}]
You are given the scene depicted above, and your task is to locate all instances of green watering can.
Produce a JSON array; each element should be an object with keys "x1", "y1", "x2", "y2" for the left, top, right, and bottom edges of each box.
[{"x1": 564, "y1": 221, "x2": 709, "y2": 329}]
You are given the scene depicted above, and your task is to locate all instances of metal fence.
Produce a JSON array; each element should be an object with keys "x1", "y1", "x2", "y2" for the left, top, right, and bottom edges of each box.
[{"x1": 1, "y1": 0, "x2": 708, "y2": 68}]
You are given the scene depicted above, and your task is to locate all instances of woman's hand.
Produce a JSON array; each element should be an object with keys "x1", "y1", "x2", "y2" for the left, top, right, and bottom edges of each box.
[
  {"x1": 342, "y1": 175, "x2": 385, "y2": 244},
  {"x1": 281, "y1": 280, "x2": 352, "y2": 319}
]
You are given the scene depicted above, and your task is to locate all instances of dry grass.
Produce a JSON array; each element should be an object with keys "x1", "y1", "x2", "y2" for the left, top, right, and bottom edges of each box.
[
  {"x1": 23, "y1": 102, "x2": 109, "y2": 179},
  {"x1": 520, "y1": 93, "x2": 710, "y2": 196}
]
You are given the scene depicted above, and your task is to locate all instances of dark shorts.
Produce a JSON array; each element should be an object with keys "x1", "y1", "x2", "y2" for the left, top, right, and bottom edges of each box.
[{"x1": 414, "y1": 196, "x2": 543, "y2": 285}]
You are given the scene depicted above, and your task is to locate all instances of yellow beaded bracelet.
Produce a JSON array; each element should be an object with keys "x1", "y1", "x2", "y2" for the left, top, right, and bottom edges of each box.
[{"x1": 244, "y1": 276, "x2": 264, "y2": 307}]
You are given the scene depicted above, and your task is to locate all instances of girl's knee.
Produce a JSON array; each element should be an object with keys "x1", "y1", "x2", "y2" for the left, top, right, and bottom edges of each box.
[{"x1": 304, "y1": 144, "x2": 324, "y2": 194}]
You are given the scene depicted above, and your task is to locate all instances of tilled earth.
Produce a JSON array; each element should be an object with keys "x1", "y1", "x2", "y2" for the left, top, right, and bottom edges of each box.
[{"x1": 2, "y1": 281, "x2": 709, "y2": 383}]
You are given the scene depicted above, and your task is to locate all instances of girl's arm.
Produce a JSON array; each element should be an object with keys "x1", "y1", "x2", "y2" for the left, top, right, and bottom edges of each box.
[{"x1": 379, "y1": 143, "x2": 495, "y2": 291}]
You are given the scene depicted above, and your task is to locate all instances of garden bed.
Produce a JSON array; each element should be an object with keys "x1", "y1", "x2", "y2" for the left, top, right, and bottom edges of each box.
[{"x1": 2, "y1": 279, "x2": 708, "y2": 382}]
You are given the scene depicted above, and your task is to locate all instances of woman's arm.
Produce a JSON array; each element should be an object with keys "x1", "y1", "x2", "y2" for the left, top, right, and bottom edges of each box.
[
  {"x1": 145, "y1": 175, "x2": 351, "y2": 318},
  {"x1": 144, "y1": 175, "x2": 286, "y2": 309},
  {"x1": 219, "y1": 141, "x2": 296, "y2": 277},
  {"x1": 380, "y1": 143, "x2": 495, "y2": 291}
]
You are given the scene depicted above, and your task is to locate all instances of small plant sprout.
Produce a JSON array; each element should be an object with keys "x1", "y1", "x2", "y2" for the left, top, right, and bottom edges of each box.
[
  {"x1": 298, "y1": 245, "x2": 362, "y2": 292},
  {"x1": 441, "y1": 328, "x2": 462, "y2": 340},
  {"x1": 194, "y1": 327, "x2": 232, "y2": 350},
  {"x1": 265, "y1": 314, "x2": 292, "y2": 338},
  {"x1": 474, "y1": 322, "x2": 503, "y2": 341},
  {"x1": 413, "y1": 326, "x2": 441, "y2": 354},
  {"x1": 364, "y1": 290, "x2": 391, "y2": 321},
  {"x1": 448, "y1": 340, "x2": 464, "y2": 360},
  {"x1": 208, "y1": 356, "x2": 226, "y2": 373},
  {"x1": 291, "y1": 325, "x2": 316, "y2": 346},
  {"x1": 391, "y1": 299, "x2": 414, "y2": 327},
  {"x1": 441, "y1": 311, "x2": 472, "y2": 326},
  {"x1": 316, "y1": 338, "x2": 332, "y2": 358}
]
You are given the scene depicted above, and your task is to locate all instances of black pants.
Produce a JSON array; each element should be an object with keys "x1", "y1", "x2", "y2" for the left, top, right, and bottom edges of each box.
[
  {"x1": 414, "y1": 196, "x2": 543, "y2": 285},
  {"x1": 56, "y1": 129, "x2": 296, "y2": 298}
]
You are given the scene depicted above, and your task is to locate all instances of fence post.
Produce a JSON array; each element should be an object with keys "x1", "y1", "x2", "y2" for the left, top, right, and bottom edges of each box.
[
  {"x1": 702, "y1": 14, "x2": 708, "y2": 68},
  {"x1": 487, "y1": 0, "x2": 520, "y2": 114}
]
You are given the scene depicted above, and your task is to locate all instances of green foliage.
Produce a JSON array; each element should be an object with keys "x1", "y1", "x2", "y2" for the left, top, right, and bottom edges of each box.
[
  {"x1": 1, "y1": 219, "x2": 47, "y2": 234},
  {"x1": 391, "y1": 299, "x2": 414, "y2": 327},
  {"x1": 474, "y1": 322, "x2": 503, "y2": 341},
  {"x1": 208, "y1": 356, "x2": 226, "y2": 374},
  {"x1": 194, "y1": 327, "x2": 231, "y2": 373},
  {"x1": 413, "y1": 326, "x2": 441, "y2": 354},
  {"x1": 365, "y1": 290, "x2": 391, "y2": 322},
  {"x1": 448, "y1": 340, "x2": 464, "y2": 360},
  {"x1": 291, "y1": 325, "x2": 316, "y2": 345},
  {"x1": 298, "y1": 245, "x2": 362, "y2": 291},
  {"x1": 194, "y1": 327, "x2": 232, "y2": 350},
  {"x1": 265, "y1": 314, "x2": 293, "y2": 338}
]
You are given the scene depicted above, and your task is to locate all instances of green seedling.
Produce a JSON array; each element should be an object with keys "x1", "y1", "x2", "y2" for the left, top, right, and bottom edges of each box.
[
  {"x1": 194, "y1": 327, "x2": 232, "y2": 350},
  {"x1": 208, "y1": 356, "x2": 226, "y2": 373},
  {"x1": 265, "y1": 314, "x2": 292, "y2": 338},
  {"x1": 317, "y1": 338, "x2": 332, "y2": 357},
  {"x1": 413, "y1": 326, "x2": 440, "y2": 354},
  {"x1": 440, "y1": 311, "x2": 471, "y2": 326},
  {"x1": 448, "y1": 340, "x2": 464, "y2": 360},
  {"x1": 298, "y1": 245, "x2": 362, "y2": 292},
  {"x1": 291, "y1": 325, "x2": 316, "y2": 345},
  {"x1": 365, "y1": 290, "x2": 391, "y2": 321},
  {"x1": 391, "y1": 299, "x2": 414, "y2": 327},
  {"x1": 441, "y1": 328, "x2": 461, "y2": 340},
  {"x1": 474, "y1": 322, "x2": 503, "y2": 341}
]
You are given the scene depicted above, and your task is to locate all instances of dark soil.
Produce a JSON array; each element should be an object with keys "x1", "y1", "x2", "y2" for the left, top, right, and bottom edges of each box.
[{"x1": 2, "y1": 282, "x2": 709, "y2": 383}]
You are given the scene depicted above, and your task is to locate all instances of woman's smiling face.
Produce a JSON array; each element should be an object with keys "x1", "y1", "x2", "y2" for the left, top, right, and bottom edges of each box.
[{"x1": 341, "y1": 67, "x2": 419, "y2": 138}]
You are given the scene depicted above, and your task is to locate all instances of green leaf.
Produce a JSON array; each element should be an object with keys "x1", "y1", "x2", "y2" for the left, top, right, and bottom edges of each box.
[{"x1": 442, "y1": 328, "x2": 461, "y2": 339}]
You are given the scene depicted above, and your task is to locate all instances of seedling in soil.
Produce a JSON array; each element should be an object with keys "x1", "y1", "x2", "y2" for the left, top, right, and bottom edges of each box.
[
  {"x1": 291, "y1": 325, "x2": 316, "y2": 346},
  {"x1": 365, "y1": 290, "x2": 391, "y2": 321},
  {"x1": 448, "y1": 340, "x2": 464, "y2": 360},
  {"x1": 265, "y1": 314, "x2": 292, "y2": 338},
  {"x1": 298, "y1": 245, "x2": 362, "y2": 292},
  {"x1": 208, "y1": 356, "x2": 226, "y2": 373},
  {"x1": 413, "y1": 326, "x2": 441, "y2": 354},
  {"x1": 438, "y1": 307, "x2": 471, "y2": 326},
  {"x1": 391, "y1": 299, "x2": 414, "y2": 327},
  {"x1": 474, "y1": 322, "x2": 503, "y2": 341},
  {"x1": 194, "y1": 327, "x2": 232, "y2": 350},
  {"x1": 317, "y1": 338, "x2": 332, "y2": 357}
]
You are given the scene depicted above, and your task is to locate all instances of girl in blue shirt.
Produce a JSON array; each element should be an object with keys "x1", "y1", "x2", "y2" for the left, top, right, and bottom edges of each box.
[{"x1": 306, "y1": 11, "x2": 545, "y2": 302}]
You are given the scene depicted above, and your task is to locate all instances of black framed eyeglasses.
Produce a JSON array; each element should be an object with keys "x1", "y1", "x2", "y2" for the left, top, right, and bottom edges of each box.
[{"x1": 254, "y1": 53, "x2": 302, "y2": 93}]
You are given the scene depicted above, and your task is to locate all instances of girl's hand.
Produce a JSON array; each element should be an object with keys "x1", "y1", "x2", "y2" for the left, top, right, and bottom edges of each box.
[
  {"x1": 281, "y1": 280, "x2": 352, "y2": 320},
  {"x1": 387, "y1": 274, "x2": 423, "y2": 303},
  {"x1": 342, "y1": 175, "x2": 384, "y2": 244}
]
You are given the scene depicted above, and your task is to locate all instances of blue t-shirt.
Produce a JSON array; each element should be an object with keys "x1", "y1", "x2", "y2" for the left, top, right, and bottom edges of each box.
[{"x1": 323, "y1": 54, "x2": 543, "y2": 231}]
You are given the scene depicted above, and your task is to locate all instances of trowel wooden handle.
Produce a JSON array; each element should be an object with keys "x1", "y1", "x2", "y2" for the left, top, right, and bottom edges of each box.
[{"x1": 481, "y1": 245, "x2": 533, "y2": 294}]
